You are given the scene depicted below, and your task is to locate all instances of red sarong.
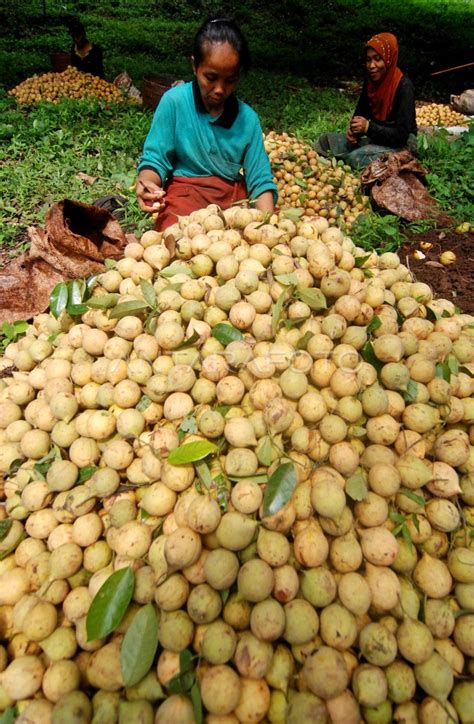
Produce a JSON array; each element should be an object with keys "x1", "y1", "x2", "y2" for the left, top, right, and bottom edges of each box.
[{"x1": 154, "y1": 175, "x2": 248, "y2": 231}]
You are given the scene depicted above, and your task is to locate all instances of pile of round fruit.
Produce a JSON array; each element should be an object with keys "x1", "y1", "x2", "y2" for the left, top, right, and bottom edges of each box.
[
  {"x1": 8, "y1": 67, "x2": 123, "y2": 105},
  {"x1": 416, "y1": 103, "x2": 469, "y2": 128},
  {"x1": 264, "y1": 132, "x2": 370, "y2": 230},
  {"x1": 0, "y1": 205, "x2": 473, "y2": 723}
]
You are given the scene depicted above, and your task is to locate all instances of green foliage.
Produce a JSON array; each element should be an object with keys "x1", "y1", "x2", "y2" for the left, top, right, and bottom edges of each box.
[
  {"x1": 417, "y1": 125, "x2": 474, "y2": 224},
  {"x1": 0, "y1": 94, "x2": 152, "y2": 254},
  {"x1": 350, "y1": 212, "x2": 406, "y2": 253}
]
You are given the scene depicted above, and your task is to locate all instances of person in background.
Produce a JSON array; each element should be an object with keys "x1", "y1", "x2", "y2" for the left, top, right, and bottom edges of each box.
[
  {"x1": 68, "y1": 18, "x2": 104, "y2": 79},
  {"x1": 136, "y1": 17, "x2": 277, "y2": 232},
  {"x1": 315, "y1": 32, "x2": 417, "y2": 169}
]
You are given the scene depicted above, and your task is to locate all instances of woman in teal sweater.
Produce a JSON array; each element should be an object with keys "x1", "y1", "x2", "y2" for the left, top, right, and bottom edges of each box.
[{"x1": 137, "y1": 18, "x2": 277, "y2": 230}]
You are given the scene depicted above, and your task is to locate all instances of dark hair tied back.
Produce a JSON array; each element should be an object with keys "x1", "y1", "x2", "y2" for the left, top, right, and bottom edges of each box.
[{"x1": 193, "y1": 16, "x2": 251, "y2": 73}]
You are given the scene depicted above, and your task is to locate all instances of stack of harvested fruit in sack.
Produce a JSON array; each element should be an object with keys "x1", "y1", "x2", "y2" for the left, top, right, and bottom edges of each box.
[{"x1": 0, "y1": 205, "x2": 473, "y2": 722}]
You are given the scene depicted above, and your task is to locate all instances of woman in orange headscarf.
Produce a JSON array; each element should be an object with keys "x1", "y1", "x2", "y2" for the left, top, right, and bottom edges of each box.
[{"x1": 315, "y1": 32, "x2": 417, "y2": 169}]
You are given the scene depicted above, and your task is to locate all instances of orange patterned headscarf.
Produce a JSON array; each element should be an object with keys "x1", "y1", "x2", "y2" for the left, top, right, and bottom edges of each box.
[{"x1": 366, "y1": 32, "x2": 403, "y2": 121}]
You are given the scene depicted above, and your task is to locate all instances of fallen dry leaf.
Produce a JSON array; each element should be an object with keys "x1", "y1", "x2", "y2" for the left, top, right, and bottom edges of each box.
[
  {"x1": 424, "y1": 261, "x2": 445, "y2": 268},
  {"x1": 76, "y1": 172, "x2": 98, "y2": 186}
]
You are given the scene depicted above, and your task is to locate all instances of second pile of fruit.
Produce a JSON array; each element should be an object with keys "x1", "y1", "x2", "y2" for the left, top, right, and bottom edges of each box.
[
  {"x1": 264, "y1": 132, "x2": 370, "y2": 229},
  {"x1": 416, "y1": 103, "x2": 469, "y2": 128},
  {"x1": 8, "y1": 67, "x2": 124, "y2": 104}
]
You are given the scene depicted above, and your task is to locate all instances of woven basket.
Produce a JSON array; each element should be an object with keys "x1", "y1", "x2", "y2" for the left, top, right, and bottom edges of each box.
[{"x1": 142, "y1": 75, "x2": 175, "y2": 111}]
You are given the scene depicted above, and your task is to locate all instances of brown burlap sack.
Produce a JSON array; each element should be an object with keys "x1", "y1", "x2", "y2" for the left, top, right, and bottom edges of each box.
[
  {"x1": 0, "y1": 199, "x2": 127, "y2": 325},
  {"x1": 360, "y1": 150, "x2": 451, "y2": 224}
]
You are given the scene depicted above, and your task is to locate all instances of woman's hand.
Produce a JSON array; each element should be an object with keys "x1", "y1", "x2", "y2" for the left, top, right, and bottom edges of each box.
[
  {"x1": 346, "y1": 128, "x2": 359, "y2": 145},
  {"x1": 136, "y1": 171, "x2": 166, "y2": 214},
  {"x1": 350, "y1": 116, "x2": 370, "y2": 136}
]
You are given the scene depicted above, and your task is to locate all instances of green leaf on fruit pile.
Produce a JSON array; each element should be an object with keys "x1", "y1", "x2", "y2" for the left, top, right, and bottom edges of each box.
[
  {"x1": 167, "y1": 649, "x2": 196, "y2": 696},
  {"x1": 1, "y1": 320, "x2": 28, "y2": 341},
  {"x1": 346, "y1": 468, "x2": 369, "y2": 501},
  {"x1": 49, "y1": 282, "x2": 68, "y2": 319},
  {"x1": 69, "y1": 279, "x2": 86, "y2": 306},
  {"x1": 259, "y1": 436, "x2": 274, "y2": 466},
  {"x1": 263, "y1": 462, "x2": 297, "y2": 517},
  {"x1": 435, "y1": 361, "x2": 451, "y2": 382},
  {"x1": 0, "y1": 531, "x2": 26, "y2": 561},
  {"x1": 86, "y1": 274, "x2": 99, "y2": 293},
  {"x1": 354, "y1": 254, "x2": 372, "y2": 268},
  {"x1": 403, "y1": 379, "x2": 418, "y2": 403},
  {"x1": 191, "y1": 682, "x2": 203, "y2": 724},
  {"x1": 211, "y1": 323, "x2": 244, "y2": 346},
  {"x1": 0, "y1": 707, "x2": 17, "y2": 724},
  {"x1": 389, "y1": 512, "x2": 406, "y2": 525},
  {"x1": 86, "y1": 566, "x2": 135, "y2": 641},
  {"x1": 360, "y1": 341, "x2": 383, "y2": 374},
  {"x1": 425, "y1": 306, "x2": 439, "y2": 322},
  {"x1": 109, "y1": 300, "x2": 149, "y2": 319},
  {"x1": 67, "y1": 303, "x2": 89, "y2": 317},
  {"x1": 120, "y1": 603, "x2": 159, "y2": 687},
  {"x1": 34, "y1": 448, "x2": 61, "y2": 478},
  {"x1": 294, "y1": 177, "x2": 307, "y2": 189},
  {"x1": 214, "y1": 474, "x2": 229, "y2": 512},
  {"x1": 178, "y1": 415, "x2": 198, "y2": 439},
  {"x1": 214, "y1": 404, "x2": 231, "y2": 417},
  {"x1": 6, "y1": 458, "x2": 23, "y2": 478},
  {"x1": 399, "y1": 488, "x2": 425, "y2": 507},
  {"x1": 140, "y1": 279, "x2": 157, "y2": 309},
  {"x1": 137, "y1": 395, "x2": 152, "y2": 412},
  {"x1": 271, "y1": 290, "x2": 289, "y2": 337},
  {"x1": 87, "y1": 293, "x2": 120, "y2": 309},
  {"x1": 79, "y1": 466, "x2": 99, "y2": 483},
  {"x1": 275, "y1": 273, "x2": 299, "y2": 286},
  {"x1": 194, "y1": 460, "x2": 214, "y2": 489},
  {"x1": 174, "y1": 330, "x2": 201, "y2": 350},
  {"x1": 401, "y1": 525, "x2": 414, "y2": 551},
  {"x1": 104, "y1": 258, "x2": 117, "y2": 269},
  {"x1": 296, "y1": 331, "x2": 314, "y2": 350},
  {"x1": 366, "y1": 315, "x2": 382, "y2": 335},
  {"x1": 0, "y1": 519, "x2": 13, "y2": 541},
  {"x1": 281, "y1": 208, "x2": 304, "y2": 222},
  {"x1": 411, "y1": 514, "x2": 421, "y2": 533},
  {"x1": 282, "y1": 317, "x2": 307, "y2": 330},
  {"x1": 447, "y1": 356, "x2": 459, "y2": 376},
  {"x1": 168, "y1": 440, "x2": 217, "y2": 465},
  {"x1": 294, "y1": 288, "x2": 327, "y2": 311},
  {"x1": 159, "y1": 264, "x2": 194, "y2": 278}
]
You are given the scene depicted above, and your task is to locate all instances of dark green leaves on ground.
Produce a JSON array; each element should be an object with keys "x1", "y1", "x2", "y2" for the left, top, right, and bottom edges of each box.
[
  {"x1": 120, "y1": 603, "x2": 159, "y2": 686},
  {"x1": 168, "y1": 440, "x2": 217, "y2": 465},
  {"x1": 86, "y1": 566, "x2": 134, "y2": 641},
  {"x1": 262, "y1": 462, "x2": 297, "y2": 517},
  {"x1": 211, "y1": 323, "x2": 244, "y2": 346}
]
